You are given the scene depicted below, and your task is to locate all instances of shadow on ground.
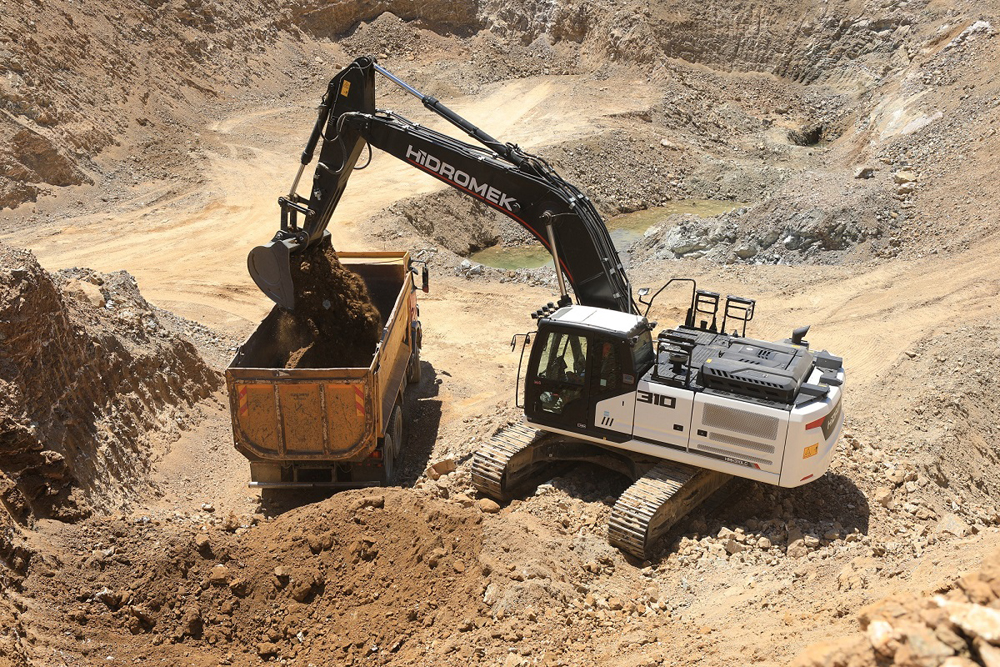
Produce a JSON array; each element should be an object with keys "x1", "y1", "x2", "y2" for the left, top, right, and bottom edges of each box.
[
  {"x1": 656, "y1": 471, "x2": 871, "y2": 561},
  {"x1": 512, "y1": 459, "x2": 870, "y2": 564}
]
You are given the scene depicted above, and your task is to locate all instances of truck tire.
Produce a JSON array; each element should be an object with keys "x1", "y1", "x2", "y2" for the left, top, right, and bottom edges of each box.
[
  {"x1": 381, "y1": 431, "x2": 396, "y2": 485},
  {"x1": 388, "y1": 403, "x2": 404, "y2": 459},
  {"x1": 381, "y1": 403, "x2": 404, "y2": 485},
  {"x1": 407, "y1": 348, "x2": 421, "y2": 384}
]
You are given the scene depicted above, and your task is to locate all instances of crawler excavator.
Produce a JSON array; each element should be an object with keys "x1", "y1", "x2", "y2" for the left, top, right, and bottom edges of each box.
[{"x1": 247, "y1": 57, "x2": 846, "y2": 559}]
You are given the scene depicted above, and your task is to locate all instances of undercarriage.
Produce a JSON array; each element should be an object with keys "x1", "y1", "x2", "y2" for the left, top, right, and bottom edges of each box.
[{"x1": 471, "y1": 423, "x2": 732, "y2": 559}]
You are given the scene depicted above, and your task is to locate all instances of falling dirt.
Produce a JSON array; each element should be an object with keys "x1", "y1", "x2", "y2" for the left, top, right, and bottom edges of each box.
[{"x1": 281, "y1": 243, "x2": 382, "y2": 369}]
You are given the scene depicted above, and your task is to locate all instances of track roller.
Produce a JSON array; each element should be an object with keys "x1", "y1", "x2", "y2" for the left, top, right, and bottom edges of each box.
[{"x1": 608, "y1": 462, "x2": 732, "y2": 560}]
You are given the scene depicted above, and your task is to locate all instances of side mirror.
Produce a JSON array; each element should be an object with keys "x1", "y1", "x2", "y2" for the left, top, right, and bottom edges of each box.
[
  {"x1": 638, "y1": 287, "x2": 650, "y2": 297},
  {"x1": 411, "y1": 262, "x2": 430, "y2": 293}
]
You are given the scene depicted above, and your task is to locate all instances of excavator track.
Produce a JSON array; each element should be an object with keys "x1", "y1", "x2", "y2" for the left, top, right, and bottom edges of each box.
[
  {"x1": 608, "y1": 463, "x2": 732, "y2": 560},
  {"x1": 471, "y1": 423, "x2": 561, "y2": 501},
  {"x1": 473, "y1": 424, "x2": 734, "y2": 560}
]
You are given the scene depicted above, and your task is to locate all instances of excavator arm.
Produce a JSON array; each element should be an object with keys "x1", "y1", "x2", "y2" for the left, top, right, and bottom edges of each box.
[{"x1": 248, "y1": 56, "x2": 635, "y2": 314}]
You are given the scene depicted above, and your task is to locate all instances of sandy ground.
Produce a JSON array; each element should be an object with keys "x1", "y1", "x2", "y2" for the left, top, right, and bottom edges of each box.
[
  {"x1": 2, "y1": 74, "x2": 657, "y2": 332},
  {"x1": 6, "y1": 86, "x2": 999, "y2": 662}
]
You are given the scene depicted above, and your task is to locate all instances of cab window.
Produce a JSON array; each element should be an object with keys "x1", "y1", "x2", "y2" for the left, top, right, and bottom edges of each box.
[
  {"x1": 533, "y1": 331, "x2": 588, "y2": 415},
  {"x1": 596, "y1": 340, "x2": 622, "y2": 393},
  {"x1": 632, "y1": 330, "x2": 654, "y2": 376},
  {"x1": 535, "y1": 332, "x2": 588, "y2": 385}
]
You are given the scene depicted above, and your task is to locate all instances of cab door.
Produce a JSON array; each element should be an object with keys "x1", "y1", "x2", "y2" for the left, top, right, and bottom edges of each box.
[
  {"x1": 524, "y1": 328, "x2": 591, "y2": 433},
  {"x1": 588, "y1": 337, "x2": 634, "y2": 442}
]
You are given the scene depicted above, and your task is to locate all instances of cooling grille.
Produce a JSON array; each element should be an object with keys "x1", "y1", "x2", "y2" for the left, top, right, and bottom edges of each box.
[
  {"x1": 708, "y1": 431, "x2": 776, "y2": 454},
  {"x1": 702, "y1": 403, "x2": 779, "y2": 440}
]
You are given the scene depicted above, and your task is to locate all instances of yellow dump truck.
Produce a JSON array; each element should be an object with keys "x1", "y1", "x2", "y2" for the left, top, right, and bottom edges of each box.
[{"x1": 226, "y1": 251, "x2": 427, "y2": 487}]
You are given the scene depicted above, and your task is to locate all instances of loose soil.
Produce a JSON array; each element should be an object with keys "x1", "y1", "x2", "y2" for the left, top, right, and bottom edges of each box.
[
  {"x1": 793, "y1": 548, "x2": 1000, "y2": 667},
  {"x1": 282, "y1": 243, "x2": 382, "y2": 369}
]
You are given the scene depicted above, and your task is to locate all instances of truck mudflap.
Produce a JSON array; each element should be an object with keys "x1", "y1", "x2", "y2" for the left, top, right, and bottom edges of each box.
[{"x1": 227, "y1": 366, "x2": 378, "y2": 462}]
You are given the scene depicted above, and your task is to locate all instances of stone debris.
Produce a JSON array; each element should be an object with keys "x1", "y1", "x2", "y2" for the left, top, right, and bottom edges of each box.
[
  {"x1": 4, "y1": 2, "x2": 1000, "y2": 666},
  {"x1": 478, "y1": 498, "x2": 502, "y2": 513},
  {"x1": 945, "y1": 21, "x2": 995, "y2": 50},
  {"x1": 427, "y1": 458, "x2": 457, "y2": 480},
  {"x1": 208, "y1": 564, "x2": 230, "y2": 585},
  {"x1": 795, "y1": 551, "x2": 1000, "y2": 666},
  {"x1": 936, "y1": 513, "x2": 973, "y2": 538}
]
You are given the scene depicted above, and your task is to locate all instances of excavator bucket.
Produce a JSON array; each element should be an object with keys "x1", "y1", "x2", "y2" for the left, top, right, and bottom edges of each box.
[{"x1": 248, "y1": 238, "x2": 300, "y2": 310}]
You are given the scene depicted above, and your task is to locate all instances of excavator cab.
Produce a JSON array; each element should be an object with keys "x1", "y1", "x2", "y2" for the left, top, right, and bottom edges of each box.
[{"x1": 523, "y1": 306, "x2": 653, "y2": 440}]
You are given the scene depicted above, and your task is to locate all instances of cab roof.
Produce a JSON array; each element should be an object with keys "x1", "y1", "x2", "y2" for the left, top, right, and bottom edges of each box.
[{"x1": 544, "y1": 305, "x2": 647, "y2": 337}]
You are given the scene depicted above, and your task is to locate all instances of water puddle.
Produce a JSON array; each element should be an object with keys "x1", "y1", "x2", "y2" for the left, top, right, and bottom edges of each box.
[
  {"x1": 469, "y1": 244, "x2": 554, "y2": 270},
  {"x1": 470, "y1": 199, "x2": 746, "y2": 270}
]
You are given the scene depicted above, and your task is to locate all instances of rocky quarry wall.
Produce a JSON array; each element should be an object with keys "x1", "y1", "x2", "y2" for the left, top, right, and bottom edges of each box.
[
  {"x1": 0, "y1": 243, "x2": 219, "y2": 526},
  {"x1": 0, "y1": 0, "x2": 933, "y2": 209}
]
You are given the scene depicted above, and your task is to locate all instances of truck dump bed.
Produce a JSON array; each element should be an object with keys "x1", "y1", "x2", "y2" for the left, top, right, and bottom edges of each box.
[{"x1": 226, "y1": 251, "x2": 421, "y2": 486}]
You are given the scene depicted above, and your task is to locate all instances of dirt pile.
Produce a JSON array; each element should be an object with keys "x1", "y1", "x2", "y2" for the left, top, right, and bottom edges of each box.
[
  {"x1": 0, "y1": 127, "x2": 93, "y2": 210},
  {"x1": 281, "y1": 244, "x2": 382, "y2": 369},
  {"x1": 0, "y1": 243, "x2": 219, "y2": 524},
  {"x1": 845, "y1": 318, "x2": 1000, "y2": 533},
  {"x1": 384, "y1": 189, "x2": 506, "y2": 256},
  {"x1": 17, "y1": 488, "x2": 486, "y2": 665},
  {"x1": 793, "y1": 549, "x2": 1000, "y2": 667},
  {"x1": 6, "y1": 0, "x2": 1000, "y2": 664},
  {"x1": 634, "y1": 172, "x2": 899, "y2": 264}
]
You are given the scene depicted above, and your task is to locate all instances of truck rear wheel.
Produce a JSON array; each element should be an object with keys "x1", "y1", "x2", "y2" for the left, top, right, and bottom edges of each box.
[
  {"x1": 381, "y1": 431, "x2": 396, "y2": 485},
  {"x1": 389, "y1": 403, "x2": 404, "y2": 460},
  {"x1": 407, "y1": 348, "x2": 421, "y2": 384},
  {"x1": 381, "y1": 403, "x2": 404, "y2": 485}
]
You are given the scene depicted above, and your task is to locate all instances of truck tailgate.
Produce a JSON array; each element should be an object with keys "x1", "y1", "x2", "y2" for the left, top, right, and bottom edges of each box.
[{"x1": 227, "y1": 366, "x2": 376, "y2": 461}]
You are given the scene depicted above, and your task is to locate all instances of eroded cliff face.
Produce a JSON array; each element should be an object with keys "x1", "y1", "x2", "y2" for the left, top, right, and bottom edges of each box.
[
  {"x1": 0, "y1": 243, "x2": 218, "y2": 524},
  {"x1": 0, "y1": 0, "x2": 937, "y2": 209}
]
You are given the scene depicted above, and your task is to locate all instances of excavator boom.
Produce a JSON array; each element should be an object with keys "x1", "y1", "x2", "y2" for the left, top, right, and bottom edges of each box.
[{"x1": 248, "y1": 57, "x2": 634, "y2": 314}]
